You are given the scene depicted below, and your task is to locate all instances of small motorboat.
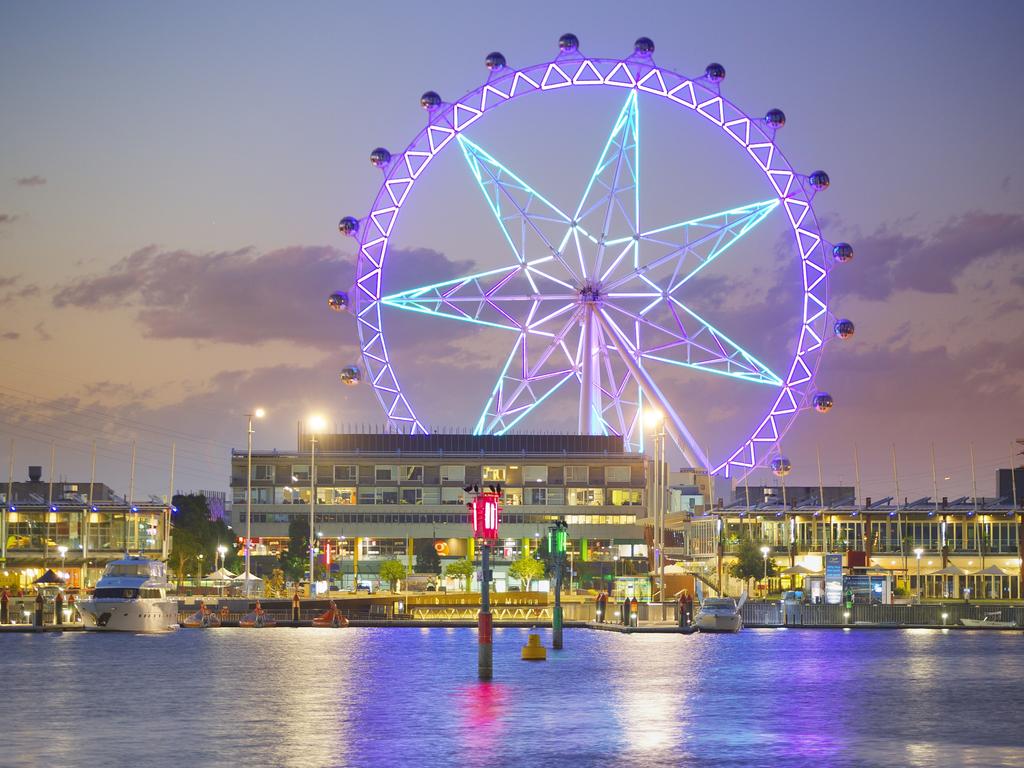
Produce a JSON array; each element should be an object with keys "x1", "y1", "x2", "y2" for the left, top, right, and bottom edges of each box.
[
  {"x1": 960, "y1": 611, "x2": 1016, "y2": 628},
  {"x1": 239, "y1": 600, "x2": 277, "y2": 628},
  {"x1": 694, "y1": 594, "x2": 746, "y2": 633},
  {"x1": 182, "y1": 600, "x2": 221, "y2": 628},
  {"x1": 312, "y1": 601, "x2": 349, "y2": 628}
]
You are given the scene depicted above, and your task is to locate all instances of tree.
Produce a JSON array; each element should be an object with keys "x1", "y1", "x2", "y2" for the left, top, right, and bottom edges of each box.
[
  {"x1": 168, "y1": 529, "x2": 201, "y2": 589},
  {"x1": 263, "y1": 568, "x2": 286, "y2": 597},
  {"x1": 413, "y1": 539, "x2": 441, "y2": 574},
  {"x1": 509, "y1": 553, "x2": 545, "y2": 591},
  {"x1": 727, "y1": 538, "x2": 777, "y2": 595},
  {"x1": 446, "y1": 559, "x2": 475, "y2": 591},
  {"x1": 379, "y1": 559, "x2": 407, "y2": 592},
  {"x1": 277, "y1": 518, "x2": 309, "y2": 581}
]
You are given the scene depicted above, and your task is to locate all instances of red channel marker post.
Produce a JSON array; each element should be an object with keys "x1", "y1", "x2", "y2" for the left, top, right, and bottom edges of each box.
[{"x1": 470, "y1": 489, "x2": 501, "y2": 680}]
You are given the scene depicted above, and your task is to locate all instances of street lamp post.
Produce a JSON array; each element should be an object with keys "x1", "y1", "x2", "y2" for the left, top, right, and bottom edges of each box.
[
  {"x1": 196, "y1": 553, "x2": 204, "y2": 590},
  {"x1": 644, "y1": 409, "x2": 667, "y2": 621},
  {"x1": 760, "y1": 545, "x2": 770, "y2": 587},
  {"x1": 468, "y1": 485, "x2": 501, "y2": 680},
  {"x1": 914, "y1": 547, "x2": 924, "y2": 602},
  {"x1": 58, "y1": 545, "x2": 67, "y2": 577},
  {"x1": 307, "y1": 415, "x2": 326, "y2": 594},
  {"x1": 245, "y1": 408, "x2": 266, "y2": 585}
]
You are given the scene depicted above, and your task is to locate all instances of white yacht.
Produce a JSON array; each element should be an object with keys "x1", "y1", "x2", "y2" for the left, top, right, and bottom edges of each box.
[
  {"x1": 78, "y1": 556, "x2": 178, "y2": 633},
  {"x1": 694, "y1": 596, "x2": 744, "y2": 633}
]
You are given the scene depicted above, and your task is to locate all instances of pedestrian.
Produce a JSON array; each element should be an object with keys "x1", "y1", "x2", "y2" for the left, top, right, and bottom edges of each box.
[
  {"x1": 67, "y1": 593, "x2": 77, "y2": 623},
  {"x1": 630, "y1": 597, "x2": 639, "y2": 627},
  {"x1": 0, "y1": 588, "x2": 8, "y2": 625},
  {"x1": 292, "y1": 590, "x2": 301, "y2": 622},
  {"x1": 34, "y1": 592, "x2": 44, "y2": 627},
  {"x1": 54, "y1": 590, "x2": 64, "y2": 626},
  {"x1": 621, "y1": 595, "x2": 629, "y2": 626}
]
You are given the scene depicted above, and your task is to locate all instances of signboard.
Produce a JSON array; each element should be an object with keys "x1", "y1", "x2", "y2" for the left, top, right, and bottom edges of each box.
[{"x1": 825, "y1": 553, "x2": 843, "y2": 605}]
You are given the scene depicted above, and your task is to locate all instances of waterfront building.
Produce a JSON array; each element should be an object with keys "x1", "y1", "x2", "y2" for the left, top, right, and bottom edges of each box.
[
  {"x1": 229, "y1": 432, "x2": 650, "y2": 590},
  {"x1": 1, "y1": 466, "x2": 171, "y2": 590},
  {"x1": 675, "y1": 492, "x2": 1024, "y2": 601}
]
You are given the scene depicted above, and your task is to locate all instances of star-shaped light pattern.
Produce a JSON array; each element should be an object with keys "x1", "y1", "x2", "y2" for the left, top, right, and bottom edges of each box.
[
  {"x1": 351, "y1": 53, "x2": 833, "y2": 478},
  {"x1": 381, "y1": 90, "x2": 781, "y2": 467}
]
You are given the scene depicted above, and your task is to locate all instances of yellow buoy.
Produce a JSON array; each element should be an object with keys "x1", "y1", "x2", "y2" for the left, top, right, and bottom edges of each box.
[{"x1": 521, "y1": 633, "x2": 547, "y2": 661}]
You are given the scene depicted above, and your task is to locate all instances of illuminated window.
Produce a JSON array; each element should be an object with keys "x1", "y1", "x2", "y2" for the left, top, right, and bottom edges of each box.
[
  {"x1": 291, "y1": 464, "x2": 310, "y2": 482},
  {"x1": 503, "y1": 488, "x2": 522, "y2": 506},
  {"x1": 611, "y1": 489, "x2": 643, "y2": 506},
  {"x1": 568, "y1": 488, "x2": 605, "y2": 506},
  {"x1": 482, "y1": 466, "x2": 506, "y2": 482}
]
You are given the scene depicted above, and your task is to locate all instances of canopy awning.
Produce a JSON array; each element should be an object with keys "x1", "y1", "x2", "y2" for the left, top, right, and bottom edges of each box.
[
  {"x1": 931, "y1": 565, "x2": 967, "y2": 576},
  {"x1": 33, "y1": 569, "x2": 66, "y2": 585},
  {"x1": 973, "y1": 564, "x2": 1011, "y2": 577},
  {"x1": 231, "y1": 571, "x2": 263, "y2": 582},
  {"x1": 781, "y1": 565, "x2": 819, "y2": 576},
  {"x1": 205, "y1": 567, "x2": 236, "y2": 581}
]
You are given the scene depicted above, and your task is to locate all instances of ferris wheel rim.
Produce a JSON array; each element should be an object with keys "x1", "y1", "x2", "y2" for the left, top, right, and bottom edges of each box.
[{"x1": 346, "y1": 48, "x2": 838, "y2": 478}]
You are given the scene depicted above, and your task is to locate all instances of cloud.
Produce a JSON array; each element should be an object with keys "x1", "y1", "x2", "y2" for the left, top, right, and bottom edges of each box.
[
  {"x1": 52, "y1": 244, "x2": 476, "y2": 348},
  {"x1": 1, "y1": 331, "x2": 18, "y2": 340},
  {"x1": 0, "y1": 275, "x2": 40, "y2": 306},
  {"x1": 845, "y1": 210, "x2": 1024, "y2": 300},
  {"x1": 16, "y1": 176, "x2": 46, "y2": 187},
  {"x1": 33, "y1": 321, "x2": 51, "y2": 341},
  {"x1": 0, "y1": 214, "x2": 18, "y2": 225}
]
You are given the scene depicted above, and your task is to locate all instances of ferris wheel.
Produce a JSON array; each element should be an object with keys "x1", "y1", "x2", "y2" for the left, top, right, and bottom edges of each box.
[{"x1": 331, "y1": 34, "x2": 855, "y2": 479}]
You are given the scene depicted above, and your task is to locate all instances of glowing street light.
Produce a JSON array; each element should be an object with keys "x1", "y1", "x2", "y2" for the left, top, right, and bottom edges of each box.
[
  {"x1": 57, "y1": 545, "x2": 68, "y2": 574},
  {"x1": 307, "y1": 414, "x2": 327, "y2": 592},
  {"x1": 914, "y1": 547, "x2": 924, "y2": 602},
  {"x1": 645, "y1": 407, "x2": 668, "y2": 618},
  {"x1": 216, "y1": 544, "x2": 227, "y2": 570},
  {"x1": 245, "y1": 407, "x2": 266, "y2": 584},
  {"x1": 760, "y1": 545, "x2": 770, "y2": 582}
]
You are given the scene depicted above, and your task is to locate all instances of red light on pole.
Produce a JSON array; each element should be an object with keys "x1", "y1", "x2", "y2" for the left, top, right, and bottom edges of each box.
[{"x1": 471, "y1": 493, "x2": 501, "y2": 541}]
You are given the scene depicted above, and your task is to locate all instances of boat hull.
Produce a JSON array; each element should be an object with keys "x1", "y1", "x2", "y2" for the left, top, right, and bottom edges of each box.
[
  {"x1": 695, "y1": 613, "x2": 743, "y2": 633},
  {"x1": 78, "y1": 599, "x2": 179, "y2": 633},
  {"x1": 959, "y1": 618, "x2": 1016, "y2": 628}
]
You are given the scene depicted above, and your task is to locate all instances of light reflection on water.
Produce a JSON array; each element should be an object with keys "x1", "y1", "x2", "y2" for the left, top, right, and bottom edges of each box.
[{"x1": 2, "y1": 628, "x2": 1023, "y2": 767}]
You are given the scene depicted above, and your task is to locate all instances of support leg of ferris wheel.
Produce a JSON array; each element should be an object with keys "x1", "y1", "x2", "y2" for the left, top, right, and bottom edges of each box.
[
  {"x1": 578, "y1": 302, "x2": 604, "y2": 435},
  {"x1": 592, "y1": 308, "x2": 708, "y2": 470}
]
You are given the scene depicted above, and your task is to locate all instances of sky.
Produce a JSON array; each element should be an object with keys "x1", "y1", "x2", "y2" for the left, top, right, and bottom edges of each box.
[{"x1": 1, "y1": 1, "x2": 1022, "y2": 502}]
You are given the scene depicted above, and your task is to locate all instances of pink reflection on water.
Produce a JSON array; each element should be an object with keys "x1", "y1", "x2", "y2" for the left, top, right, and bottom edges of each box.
[{"x1": 452, "y1": 681, "x2": 508, "y2": 752}]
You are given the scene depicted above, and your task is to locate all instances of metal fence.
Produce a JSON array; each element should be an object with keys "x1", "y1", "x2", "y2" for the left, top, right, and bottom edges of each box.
[{"x1": 742, "y1": 601, "x2": 1024, "y2": 627}]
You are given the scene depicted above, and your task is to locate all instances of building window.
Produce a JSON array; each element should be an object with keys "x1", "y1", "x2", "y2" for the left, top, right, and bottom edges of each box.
[
  {"x1": 333, "y1": 465, "x2": 357, "y2": 483},
  {"x1": 441, "y1": 465, "x2": 465, "y2": 483},
  {"x1": 503, "y1": 488, "x2": 522, "y2": 506},
  {"x1": 526, "y1": 488, "x2": 547, "y2": 505},
  {"x1": 358, "y1": 488, "x2": 375, "y2": 505},
  {"x1": 291, "y1": 464, "x2": 310, "y2": 482},
  {"x1": 252, "y1": 464, "x2": 275, "y2": 481},
  {"x1": 482, "y1": 466, "x2": 506, "y2": 482},
  {"x1": 522, "y1": 465, "x2": 548, "y2": 483},
  {"x1": 374, "y1": 488, "x2": 399, "y2": 504},
  {"x1": 567, "y1": 488, "x2": 605, "y2": 506},
  {"x1": 402, "y1": 465, "x2": 423, "y2": 482},
  {"x1": 605, "y1": 465, "x2": 630, "y2": 483},
  {"x1": 441, "y1": 487, "x2": 466, "y2": 505},
  {"x1": 565, "y1": 465, "x2": 589, "y2": 483},
  {"x1": 611, "y1": 489, "x2": 643, "y2": 506},
  {"x1": 375, "y1": 465, "x2": 397, "y2": 482},
  {"x1": 401, "y1": 488, "x2": 423, "y2": 505}
]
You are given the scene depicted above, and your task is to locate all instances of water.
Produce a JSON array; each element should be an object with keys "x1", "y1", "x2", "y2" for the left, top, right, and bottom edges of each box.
[{"x1": 3, "y1": 627, "x2": 1023, "y2": 768}]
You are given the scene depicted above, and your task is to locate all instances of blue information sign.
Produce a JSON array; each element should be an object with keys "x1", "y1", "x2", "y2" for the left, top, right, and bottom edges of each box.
[{"x1": 825, "y1": 553, "x2": 843, "y2": 605}]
